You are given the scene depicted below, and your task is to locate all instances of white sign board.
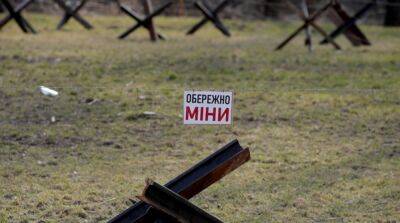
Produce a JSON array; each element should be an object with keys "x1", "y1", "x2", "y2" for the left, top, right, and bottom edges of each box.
[{"x1": 183, "y1": 91, "x2": 233, "y2": 125}]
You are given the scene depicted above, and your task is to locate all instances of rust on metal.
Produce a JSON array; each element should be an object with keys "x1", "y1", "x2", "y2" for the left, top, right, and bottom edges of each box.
[
  {"x1": 138, "y1": 180, "x2": 223, "y2": 223},
  {"x1": 322, "y1": 0, "x2": 374, "y2": 46},
  {"x1": 108, "y1": 139, "x2": 250, "y2": 223},
  {"x1": 275, "y1": 0, "x2": 341, "y2": 51}
]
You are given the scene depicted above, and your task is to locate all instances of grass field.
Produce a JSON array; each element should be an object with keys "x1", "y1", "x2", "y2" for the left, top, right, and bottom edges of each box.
[{"x1": 0, "y1": 13, "x2": 399, "y2": 222}]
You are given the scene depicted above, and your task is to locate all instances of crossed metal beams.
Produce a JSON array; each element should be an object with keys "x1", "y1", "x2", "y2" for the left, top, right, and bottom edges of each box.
[
  {"x1": 321, "y1": 0, "x2": 376, "y2": 46},
  {"x1": 1, "y1": 0, "x2": 375, "y2": 49},
  {"x1": 275, "y1": 0, "x2": 340, "y2": 51},
  {"x1": 187, "y1": 0, "x2": 231, "y2": 37},
  {"x1": 119, "y1": 0, "x2": 172, "y2": 41},
  {"x1": 53, "y1": 0, "x2": 93, "y2": 30},
  {"x1": 0, "y1": 0, "x2": 36, "y2": 33},
  {"x1": 108, "y1": 139, "x2": 250, "y2": 223},
  {"x1": 276, "y1": 0, "x2": 375, "y2": 51}
]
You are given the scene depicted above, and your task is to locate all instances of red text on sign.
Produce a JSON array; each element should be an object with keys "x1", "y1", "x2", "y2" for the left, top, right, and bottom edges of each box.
[{"x1": 185, "y1": 107, "x2": 230, "y2": 122}]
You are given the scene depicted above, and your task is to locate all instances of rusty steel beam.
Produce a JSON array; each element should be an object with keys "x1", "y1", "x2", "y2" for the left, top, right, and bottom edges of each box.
[
  {"x1": 138, "y1": 180, "x2": 223, "y2": 223},
  {"x1": 275, "y1": 0, "x2": 341, "y2": 51},
  {"x1": 322, "y1": 0, "x2": 375, "y2": 46},
  {"x1": 141, "y1": 0, "x2": 157, "y2": 41},
  {"x1": 108, "y1": 139, "x2": 250, "y2": 223}
]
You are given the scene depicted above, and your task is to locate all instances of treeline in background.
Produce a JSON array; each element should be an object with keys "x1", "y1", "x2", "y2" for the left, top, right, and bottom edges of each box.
[{"x1": 1, "y1": 0, "x2": 399, "y2": 26}]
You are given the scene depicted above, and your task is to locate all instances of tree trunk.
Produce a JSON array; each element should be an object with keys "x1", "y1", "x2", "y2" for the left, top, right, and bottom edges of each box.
[
  {"x1": 263, "y1": 0, "x2": 280, "y2": 18},
  {"x1": 385, "y1": 0, "x2": 400, "y2": 26}
]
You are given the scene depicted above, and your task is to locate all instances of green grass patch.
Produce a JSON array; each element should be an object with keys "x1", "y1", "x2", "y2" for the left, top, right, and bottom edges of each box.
[{"x1": 0, "y1": 14, "x2": 399, "y2": 222}]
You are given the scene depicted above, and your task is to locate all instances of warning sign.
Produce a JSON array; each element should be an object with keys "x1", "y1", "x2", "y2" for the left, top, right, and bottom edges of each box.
[{"x1": 183, "y1": 91, "x2": 233, "y2": 125}]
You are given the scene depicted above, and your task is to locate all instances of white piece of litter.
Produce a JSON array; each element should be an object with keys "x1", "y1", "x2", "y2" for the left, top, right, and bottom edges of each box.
[{"x1": 39, "y1": 86, "x2": 58, "y2": 97}]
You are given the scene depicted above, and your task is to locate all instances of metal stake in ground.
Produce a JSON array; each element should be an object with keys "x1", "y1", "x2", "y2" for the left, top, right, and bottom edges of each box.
[
  {"x1": 53, "y1": 0, "x2": 93, "y2": 30},
  {"x1": 108, "y1": 139, "x2": 250, "y2": 223},
  {"x1": 321, "y1": 0, "x2": 376, "y2": 46},
  {"x1": 0, "y1": 0, "x2": 36, "y2": 33},
  {"x1": 186, "y1": 0, "x2": 231, "y2": 37},
  {"x1": 275, "y1": 0, "x2": 341, "y2": 51},
  {"x1": 118, "y1": 0, "x2": 172, "y2": 41},
  {"x1": 138, "y1": 179, "x2": 223, "y2": 223}
]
